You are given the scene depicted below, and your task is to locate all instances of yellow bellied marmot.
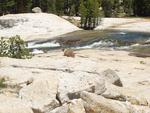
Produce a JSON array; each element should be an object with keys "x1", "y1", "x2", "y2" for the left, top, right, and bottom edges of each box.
[{"x1": 63, "y1": 48, "x2": 75, "y2": 58}]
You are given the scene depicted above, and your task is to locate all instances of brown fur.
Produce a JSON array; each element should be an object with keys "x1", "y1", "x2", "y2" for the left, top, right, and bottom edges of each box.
[{"x1": 63, "y1": 48, "x2": 75, "y2": 58}]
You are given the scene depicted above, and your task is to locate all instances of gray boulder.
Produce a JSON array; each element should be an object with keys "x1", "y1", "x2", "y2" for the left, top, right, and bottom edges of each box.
[
  {"x1": 49, "y1": 104, "x2": 68, "y2": 113},
  {"x1": 102, "y1": 82, "x2": 148, "y2": 106},
  {"x1": 101, "y1": 69, "x2": 123, "y2": 87},
  {"x1": 32, "y1": 7, "x2": 42, "y2": 13},
  {"x1": 81, "y1": 91, "x2": 139, "y2": 113},
  {"x1": 68, "y1": 99, "x2": 86, "y2": 113},
  {"x1": 58, "y1": 71, "x2": 106, "y2": 104},
  {"x1": 49, "y1": 99, "x2": 85, "y2": 113},
  {"x1": 19, "y1": 78, "x2": 59, "y2": 113}
]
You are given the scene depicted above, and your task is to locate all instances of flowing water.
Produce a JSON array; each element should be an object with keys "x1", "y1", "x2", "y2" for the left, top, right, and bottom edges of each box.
[{"x1": 28, "y1": 30, "x2": 150, "y2": 56}]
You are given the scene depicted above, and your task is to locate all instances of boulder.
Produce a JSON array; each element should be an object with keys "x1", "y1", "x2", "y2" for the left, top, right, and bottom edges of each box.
[
  {"x1": 0, "y1": 95, "x2": 33, "y2": 113},
  {"x1": 101, "y1": 69, "x2": 123, "y2": 87},
  {"x1": 49, "y1": 99, "x2": 86, "y2": 113},
  {"x1": 102, "y1": 83, "x2": 149, "y2": 106},
  {"x1": 49, "y1": 104, "x2": 68, "y2": 113},
  {"x1": 126, "y1": 96, "x2": 148, "y2": 106},
  {"x1": 102, "y1": 82, "x2": 126, "y2": 101},
  {"x1": 81, "y1": 91, "x2": 138, "y2": 113},
  {"x1": 19, "y1": 78, "x2": 59, "y2": 113},
  {"x1": 68, "y1": 99, "x2": 86, "y2": 113},
  {"x1": 58, "y1": 71, "x2": 106, "y2": 103},
  {"x1": 32, "y1": 7, "x2": 42, "y2": 13}
]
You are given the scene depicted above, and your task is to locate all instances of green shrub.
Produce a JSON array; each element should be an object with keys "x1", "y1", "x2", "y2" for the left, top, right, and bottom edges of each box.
[
  {"x1": 0, "y1": 78, "x2": 6, "y2": 89},
  {"x1": 140, "y1": 61, "x2": 145, "y2": 64},
  {"x1": 0, "y1": 37, "x2": 9, "y2": 57},
  {"x1": 0, "y1": 35, "x2": 32, "y2": 59}
]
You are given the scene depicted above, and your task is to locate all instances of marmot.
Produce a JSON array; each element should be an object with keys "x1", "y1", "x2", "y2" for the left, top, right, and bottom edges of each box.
[{"x1": 63, "y1": 48, "x2": 75, "y2": 58}]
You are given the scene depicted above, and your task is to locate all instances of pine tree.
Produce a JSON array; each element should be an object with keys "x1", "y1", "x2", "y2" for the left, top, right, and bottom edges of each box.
[
  {"x1": 101, "y1": 0, "x2": 113, "y2": 17},
  {"x1": 79, "y1": 0, "x2": 87, "y2": 28},
  {"x1": 26, "y1": 0, "x2": 32, "y2": 12},
  {"x1": 123, "y1": 0, "x2": 134, "y2": 16},
  {"x1": 74, "y1": 0, "x2": 80, "y2": 16},
  {"x1": 133, "y1": 0, "x2": 150, "y2": 16},
  {"x1": 55, "y1": 0, "x2": 65, "y2": 15},
  {"x1": 1, "y1": 0, "x2": 150, "y2": 18},
  {"x1": 93, "y1": 0, "x2": 100, "y2": 27},
  {"x1": 79, "y1": 0, "x2": 100, "y2": 29},
  {"x1": 0, "y1": 0, "x2": 16, "y2": 15},
  {"x1": 46, "y1": 0, "x2": 56, "y2": 13}
]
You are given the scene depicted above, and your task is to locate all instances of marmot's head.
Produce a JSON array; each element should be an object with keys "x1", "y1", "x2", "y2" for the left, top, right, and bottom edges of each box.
[{"x1": 61, "y1": 48, "x2": 65, "y2": 52}]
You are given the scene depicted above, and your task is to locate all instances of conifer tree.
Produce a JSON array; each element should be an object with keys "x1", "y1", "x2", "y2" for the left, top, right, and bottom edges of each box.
[
  {"x1": 93, "y1": 0, "x2": 100, "y2": 27},
  {"x1": 0, "y1": 0, "x2": 16, "y2": 15},
  {"x1": 79, "y1": 0, "x2": 100, "y2": 29},
  {"x1": 79, "y1": 0, "x2": 87, "y2": 28},
  {"x1": 1, "y1": 0, "x2": 150, "y2": 18},
  {"x1": 123, "y1": 0, "x2": 134, "y2": 16}
]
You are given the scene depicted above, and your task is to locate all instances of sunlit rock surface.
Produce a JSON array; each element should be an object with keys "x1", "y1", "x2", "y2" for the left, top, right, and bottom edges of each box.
[
  {"x1": 0, "y1": 13, "x2": 80, "y2": 41},
  {"x1": 0, "y1": 49, "x2": 150, "y2": 113}
]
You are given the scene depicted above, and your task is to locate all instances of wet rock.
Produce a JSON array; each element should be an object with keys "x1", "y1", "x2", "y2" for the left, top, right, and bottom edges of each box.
[
  {"x1": 32, "y1": 7, "x2": 42, "y2": 13},
  {"x1": 101, "y1": 69, "x2": 123, "y2": 87},
  {"x1": 19, "y1": 78, "x2": 59, "y2": 113}
]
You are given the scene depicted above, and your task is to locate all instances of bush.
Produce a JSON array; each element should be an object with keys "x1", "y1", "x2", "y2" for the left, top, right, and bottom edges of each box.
[
  {"x1": 0, "y1": 37, "x2": 9, "y2": 57},
  {"x1": 0, "y1": 77, "x2": 6, "y2": 89},
  {"x1": 0, "y1": 35, "x2": 32, "y2": 59}
]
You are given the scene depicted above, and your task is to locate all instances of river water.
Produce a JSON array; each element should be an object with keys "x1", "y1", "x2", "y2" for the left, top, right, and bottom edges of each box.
[{"x1": 28, "y1": 30, "x2": 150, "y2": 55}]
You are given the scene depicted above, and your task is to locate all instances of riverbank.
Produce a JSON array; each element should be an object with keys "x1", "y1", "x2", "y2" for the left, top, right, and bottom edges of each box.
[
  {"x1": 95, "y1": 18, "x2": 150, "y2": 33},
  {"x1": 1, "y1": 14, "x2": 150, "y2": 42},
  {"x1": 62, "y1": 16, "x2": 150, "y2": 33}
]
